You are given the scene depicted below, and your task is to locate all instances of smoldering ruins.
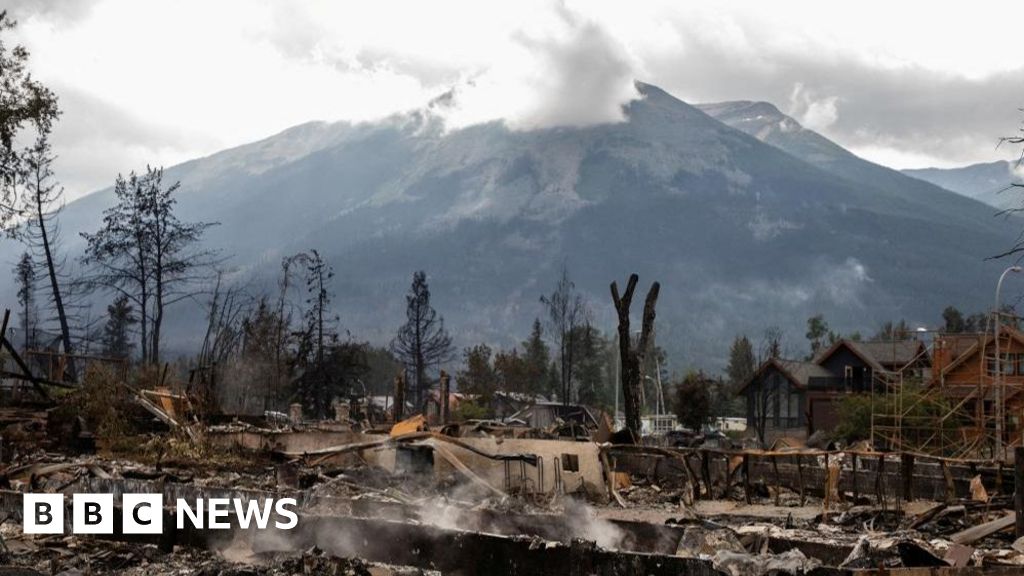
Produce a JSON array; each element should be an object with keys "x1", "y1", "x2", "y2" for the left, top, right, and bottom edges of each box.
[{"x1": 6, "y1": 284, "x2": 1024, "y2": 576}]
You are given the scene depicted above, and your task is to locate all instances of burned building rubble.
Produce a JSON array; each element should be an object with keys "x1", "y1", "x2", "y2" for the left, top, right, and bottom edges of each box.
[{"x1": 3, "y1": 324, "x2": 1024, "y2": 576}]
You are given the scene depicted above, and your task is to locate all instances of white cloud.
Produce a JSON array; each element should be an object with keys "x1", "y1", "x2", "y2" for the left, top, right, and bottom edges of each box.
[
  {"x1": 788, "y1": 83, "x2": 839, "y2": 131},
  {"x1": 7, "y1": 0, "x2": 1024, "y2": 197}
]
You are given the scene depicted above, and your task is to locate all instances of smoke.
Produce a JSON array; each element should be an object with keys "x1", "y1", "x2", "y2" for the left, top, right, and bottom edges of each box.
[
  {"x1": 1008, "y1": 160, "x2": 1024, "y2": 182},
  {"x1": 432, "y1": 5, "x2": 641, "y2": 131},
  {"x1": 788, "y1": 82, "x2": 839, "y2": 132},
  {"x1": 561, "y1": 499, "x2": 626, "y2": 550}
]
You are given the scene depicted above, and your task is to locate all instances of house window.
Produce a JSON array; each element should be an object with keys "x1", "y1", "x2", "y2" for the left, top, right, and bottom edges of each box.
[
  {"x1": 561, "y1": 454, "x2": 580, "y2": 472},
  {"x1": 987, "y1": 354, "x2": 1015, "y2": 376}
]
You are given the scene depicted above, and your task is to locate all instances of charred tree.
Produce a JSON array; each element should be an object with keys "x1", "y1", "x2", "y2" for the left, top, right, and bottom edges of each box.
[
  {"x1": 393, "y1": 372, "x2": 406, "y2": 422},
  {"x1": 610, "y1": 274, "x2": 660, "y2": 439},
  {"x1": 541, "y1": 265, "x2": 588, "y2": 405},
  {"x1": 17, "y1": 136, "x2": 75, "y2": 377},
  {"x1": 13, "y1": 251, "x2": 37, "y2": 350},
  {"x1": 390, "y1": 271, "x2": 453, "y2": 408},
  {"x1": 80, "y1": 166, "x2": 216, "y2": 364}
]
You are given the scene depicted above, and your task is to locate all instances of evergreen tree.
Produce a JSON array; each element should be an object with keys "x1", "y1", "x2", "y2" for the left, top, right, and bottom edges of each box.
[
  {"x1": 522, "y1": 318, "x2": 553, "y2": 397},
  {"x1": 13, "y1": 251, "x2": 36, "y2": 350},
  {"x1": 573, "y1": 325, "x2": 611, "y2": 409},
  {"x1": 390, "y1": 271, "x2": 454, "y2": 407},
  {"x1": 673, "y1": 371, "x2": 713, "y2": 431},
  {"x1": 17, "y1": 135, "x2": 75, "y2": 371},
  {"x1": 726, "y1": 335, "x2": 756, "y2": 389},
  {"x1": 874, "y1": 319, "x2": 913, "y2": 341},
  {"x1": 0, "y1": 12, "x2": 60, "y2": 230},
  {"x1": 81, "y1": 166, "x2": 216, "y2": 363},
  {"x1": 805, "y1": 314, "x2": 830, "y2": 358},
  {"x1": 457, "y1": 344, "x2": 497, "y2": 397},
  {"x1": 494, "y1": 348, "x2": 531, "y2": 395},
  {"x1": 292, "y1": 250, "x2": 345, "y2": 418},
  {"x1": 102, "y1": 295, "x2": 136, "y2": 359}
]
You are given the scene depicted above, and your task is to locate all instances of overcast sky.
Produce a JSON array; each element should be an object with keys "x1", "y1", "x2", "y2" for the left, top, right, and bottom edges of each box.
[{"x1": 9, "y1": 0, "x2": 1024, "y2": 200}]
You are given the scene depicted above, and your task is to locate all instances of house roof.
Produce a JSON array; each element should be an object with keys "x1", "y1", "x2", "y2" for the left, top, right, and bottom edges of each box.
[
  {"x1": 816, "y1": 339, "x2": 927, "y2": 372},
  {"x1": 936, "y1": 326, "x2": 1024, "y2": 378},
  {"x1": 737, "y1": 358, "x2": 832, "y2": 394}
]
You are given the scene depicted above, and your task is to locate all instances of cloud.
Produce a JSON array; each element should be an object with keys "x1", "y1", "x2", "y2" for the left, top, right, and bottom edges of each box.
[
  {"x1": 3, "y1": 0, "x2": 100, "y2": 24},
  {"x1": 11, "y1": 0, "x2": 1024, "y2": 201},
  {"x1": 788, "y1": 83, "x2": 839, "y2": 131},
  {"x1": 434, "y1": 6, "x2": 640, "y2": 130},
  {"x1": 638, "y1": 11, "x2": 1024, "y2": 169},
  {"x1": 46, "y1": 85, "x2": 215, "y2": 197}
]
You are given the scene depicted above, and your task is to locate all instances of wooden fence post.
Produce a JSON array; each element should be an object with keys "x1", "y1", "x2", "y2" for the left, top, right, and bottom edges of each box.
[
  {"x1": 901, "y1": 454, "x2": 915, "y2": 502},
  {"x1": 743, "y1": 455, "x2": 751, "y2": 505},
  {"x1": 852, "y1": 454, "x2": 859, "y2": 502}
]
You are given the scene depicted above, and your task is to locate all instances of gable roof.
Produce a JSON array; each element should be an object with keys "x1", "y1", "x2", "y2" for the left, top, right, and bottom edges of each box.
[
  {"x1": 936, "y1": 325, "x2": 1024, "y2": 378},
  {"x1": 737, "y1": 357, "x2": 832, "y2": 394},
  {"x1": 816, "y1": 339, "x2": 927, "y2": 372}
]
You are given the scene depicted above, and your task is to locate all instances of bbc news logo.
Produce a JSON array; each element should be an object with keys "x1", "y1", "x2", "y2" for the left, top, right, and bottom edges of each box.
[{"x1": 23, "y1": 494, "x2": 299, "y2": 534}]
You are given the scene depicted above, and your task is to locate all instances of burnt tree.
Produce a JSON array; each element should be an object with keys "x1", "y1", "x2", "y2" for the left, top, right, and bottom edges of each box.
[
  {"x1": 390, "y1": 271, "x2": 453, "y2": 408},
  {"x1": 610, "y1": 274, "x2": 660, "y2": 438}
]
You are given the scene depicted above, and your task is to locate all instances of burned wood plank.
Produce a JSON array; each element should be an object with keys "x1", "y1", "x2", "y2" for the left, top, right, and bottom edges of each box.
[{"x1": 950, "y1": 512, "x2": 1016, "y2": 545}]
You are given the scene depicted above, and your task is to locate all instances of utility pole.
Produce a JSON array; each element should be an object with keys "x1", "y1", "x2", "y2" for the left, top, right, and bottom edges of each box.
[{"x1": 994, "y1": 266, "x2": 1021, "y2": 460}]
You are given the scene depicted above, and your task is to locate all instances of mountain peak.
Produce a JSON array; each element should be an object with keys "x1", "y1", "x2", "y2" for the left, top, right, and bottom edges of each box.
[{"x1": 696, "y1": 100, "x2": 785, "y2": 123}]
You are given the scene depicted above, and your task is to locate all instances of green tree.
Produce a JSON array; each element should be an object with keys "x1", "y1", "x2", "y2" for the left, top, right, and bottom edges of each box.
[
  {"x1": 874, "y1": 319, "x2": 913, "y2": 341},
  {"x1": 363, "y1": 345, "x2": 403, "y2": 396},
  {"x1": 942, "y1": 306, "x2": 966, "y2": 333},
  {"x1": 457, "y1": 344, "x2": 497, "y2": 398},
  {"x1": 522, "y1": 318, "x2": 553, "y2": 397},
  {"x1": 673, "y1": 371, "x2": 713, "y2": 431},
  {"x1": 0, "y1": 12, "x2": 60, "y2": 230},
  {"x1": 13, "y1": 251, "x2": 36, "y2": 350},
  {"x1": 294, "y1": 341, "x2": 369, "y2": 419},
  {"x1": 573, "y1": 325, "x2": 611, "y2": 409},
  {"x1": 102, "y1": 295, "x2": 136, "y2": 360},
  {"x1": 495, "y1": 347, "x2": 530, "y2": 394},
  {"x1": 805, "y1": 314, "x2": 830, "y2": 358},
  {"x1": 726, "y1": 335, "x2": 756, "y2": 388}
]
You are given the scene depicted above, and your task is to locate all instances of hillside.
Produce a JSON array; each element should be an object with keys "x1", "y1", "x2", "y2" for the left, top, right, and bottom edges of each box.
[
  {"x1": 2, "y1": 83, "x2": 1021, "y2": 370},
  {"x1": 902, "y1": 160, "x2": 1022, "y2": 211}
]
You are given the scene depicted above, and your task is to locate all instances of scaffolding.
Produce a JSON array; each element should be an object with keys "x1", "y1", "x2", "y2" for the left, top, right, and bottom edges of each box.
[{"x1": 870, "y1": 315, "x2": 1024, "y2": 461}]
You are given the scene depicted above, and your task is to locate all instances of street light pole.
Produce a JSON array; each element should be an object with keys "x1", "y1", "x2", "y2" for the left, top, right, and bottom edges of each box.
[{"x1": 994, "y1": 265, "x2": 1021, "y2": 459}]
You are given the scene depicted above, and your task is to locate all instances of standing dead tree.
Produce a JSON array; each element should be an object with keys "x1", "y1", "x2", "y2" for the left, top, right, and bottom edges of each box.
[
  {"x1": 610, "y1": 274, "x2": 660, "y2": 439},
  {"x1": 16, "y1": 136, "x2": 75, "y2": 378},
  {"x1": 541, "y1": 265, "x2": 588, "y2": 405}
]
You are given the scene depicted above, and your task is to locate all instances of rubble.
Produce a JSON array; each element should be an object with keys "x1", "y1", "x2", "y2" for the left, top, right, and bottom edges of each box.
[{"x1": 4, "y1": 391, "x2": 1024, "y2": 575}]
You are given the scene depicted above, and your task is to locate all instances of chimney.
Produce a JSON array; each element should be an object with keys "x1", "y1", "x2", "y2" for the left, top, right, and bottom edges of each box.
[
  {"x1": 288, "y1": 402, "x2": 303, "y2": 423},
  {"x1": 439, "y1": 370, "x2": 450, "y2": 424}
]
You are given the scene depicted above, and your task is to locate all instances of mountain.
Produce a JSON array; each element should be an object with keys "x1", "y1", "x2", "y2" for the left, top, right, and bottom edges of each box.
[
  {"x1": 902, "y1": 161, "x2": 1023, "y2": 211},
  {"x1": 696, "y1": 100, "x2": 1011, "y2": 226},
  {"x1": 2, "y1": 83, "x2": 1021, "y2": 370}
]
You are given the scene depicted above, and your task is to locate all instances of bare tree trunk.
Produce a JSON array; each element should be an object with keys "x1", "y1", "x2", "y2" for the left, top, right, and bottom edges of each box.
[
  {"x1": 153, "y1": 285, "x2": 163, "y2": 365},
  {"x1": 415, "y1": 351, "x2": 426, "y2": 414},
  {"x1": 393, "y1": 372, "x2": 405, "y2": 422},
  {"x1": 34, "y1": 192, "x2": 75, "y2": 380},
  {"x1": 610, "y1": 274, "x2": 660, "y2": 440},
  {"x1": 439, "y1": 370, "x2": 450, "y2": 424}
]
